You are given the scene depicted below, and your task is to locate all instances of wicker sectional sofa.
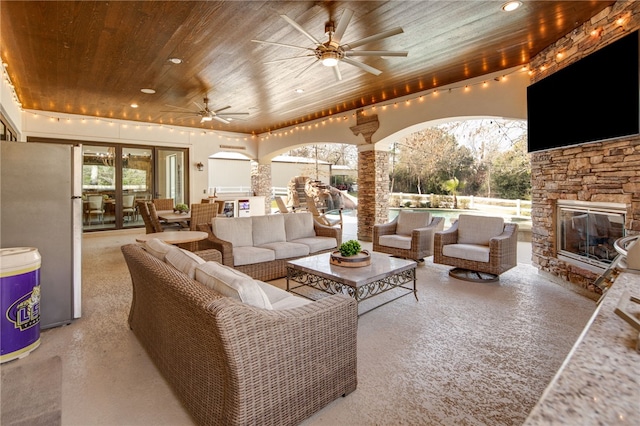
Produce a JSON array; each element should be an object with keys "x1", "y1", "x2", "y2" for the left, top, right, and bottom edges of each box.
[
  {"x1": 121, "y1": 241, "x2": 358, "y2": 426},
  {"x1": 197, "y1": 212, "x2": 341, "y2": 281}
]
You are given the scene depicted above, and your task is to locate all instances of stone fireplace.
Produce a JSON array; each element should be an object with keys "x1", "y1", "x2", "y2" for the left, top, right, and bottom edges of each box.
[{"x1": 528, "y1": 2, "x2": 640, "y2": 297}]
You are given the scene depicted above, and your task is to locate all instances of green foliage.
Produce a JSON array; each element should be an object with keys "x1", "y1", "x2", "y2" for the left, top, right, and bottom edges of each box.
[
  {"x1": 339, "y1": 240, "x2": 361, "y2": 257},
  {"x1": 175, "y1": 203, "x2": 189, "y2": 212}
]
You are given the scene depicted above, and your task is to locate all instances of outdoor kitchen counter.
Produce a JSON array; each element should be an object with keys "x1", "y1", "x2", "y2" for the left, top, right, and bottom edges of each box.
[{"x1": 525, "y1": 271, "x2": 640, "y2": 425}]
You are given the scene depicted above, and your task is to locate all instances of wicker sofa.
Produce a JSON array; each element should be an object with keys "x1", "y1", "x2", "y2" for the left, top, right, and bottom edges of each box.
[
  {"x1": 197, "y1": 212, "x2": 341, "y2": 281},
  {"x1": 121, "y1": 241, "x2": 358, "y2": 426}
]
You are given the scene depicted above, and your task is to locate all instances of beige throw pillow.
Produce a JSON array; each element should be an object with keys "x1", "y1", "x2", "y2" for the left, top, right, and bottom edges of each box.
[
  {"x1": 396, "y1": 210, "x2": 432, "y2": 235},
  {"x1": 164, "y1": 247, "x2": 205, "y2": 279},
  {"x1": 144, "y1": 238, "x2": 173, "y2": 260},
  {"x1": 194, "y1": 262, "x2": 272, "y2": 309}
]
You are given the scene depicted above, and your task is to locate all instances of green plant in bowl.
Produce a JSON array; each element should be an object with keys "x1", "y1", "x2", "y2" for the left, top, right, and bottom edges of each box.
[
  {"x1": 174, "y1": 203, "x2": 189, "y2": 213},
  {"x1": 339, "y1": 240, "x2": 361, "y2": 257}
]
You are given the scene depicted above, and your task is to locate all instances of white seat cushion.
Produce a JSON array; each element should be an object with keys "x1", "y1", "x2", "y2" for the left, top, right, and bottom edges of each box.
[
  {"x1": 212, "y1": 217, "x2": 253, "y2": 247},
  {"x1": 396, "y1": 210, "x2": 432, "y2": 235},
  {"x1": 164, "y1": 247, "x2": 205, "y2": 279},
  {"x1": 442, "y1": 243, "x2": 490, "y2": 263},
  {"x1": 194, "y1": 262, "x2": 272, "y2": 309},
  {"x1": 291, "y1": 236, "x2": 337, "y2": 253},
  {"x1": 257, "y1": 241, "x2": 310, "y2": 259},
  {"x1": 254, "y1": 280, "x2": 311, "y2": 309},
  {"x1": 232, "y1": 246, "x2": 275, "y2": 266},
  {"x1": 457, "y1": 215, "x2": 504, "y2": 245},
  {"x1": 379, "y1": 234, "x2": 412, "y2": 250}
]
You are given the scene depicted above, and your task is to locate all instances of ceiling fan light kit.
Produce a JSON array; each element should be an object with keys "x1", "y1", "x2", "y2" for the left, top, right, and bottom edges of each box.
[
  {"x1": 162, "y1": 97, "x2": 249, "y2": 126},
  {"x1": 252, "y1": 8, "x2": 408, "y2": 81}
]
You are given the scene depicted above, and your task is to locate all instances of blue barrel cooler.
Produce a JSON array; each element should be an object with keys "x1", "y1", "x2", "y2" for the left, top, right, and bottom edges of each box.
[{"x1": 0, "y1": 247, "x2": 41, "y2": 363}]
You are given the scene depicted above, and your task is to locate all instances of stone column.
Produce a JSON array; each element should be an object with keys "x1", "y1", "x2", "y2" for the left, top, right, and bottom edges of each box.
[
  {"x1": 250, "y1": 161, "x2": 272, "y2": 214},
  {"x1": 357, "y1": 148, "x2": 389, "y2": 241}
]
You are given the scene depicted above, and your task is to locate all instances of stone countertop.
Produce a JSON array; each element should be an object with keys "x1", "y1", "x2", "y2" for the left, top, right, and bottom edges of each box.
[{"x1": 524, "y1": 271, "x2": 640, "y2": 425}]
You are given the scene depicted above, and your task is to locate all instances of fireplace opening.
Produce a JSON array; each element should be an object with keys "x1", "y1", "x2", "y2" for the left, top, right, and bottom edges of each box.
[{"x1": 557, "y1": 201, "x2": 626, "y2": 270}]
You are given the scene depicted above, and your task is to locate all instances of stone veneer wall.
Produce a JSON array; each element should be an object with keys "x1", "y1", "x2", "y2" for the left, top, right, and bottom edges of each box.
[
  {"x1": 250, "y1": 162, "x2": 272, "y2": 214},
  {"x1": 530, "y1": 1, "x2": 640, "y2": 294},
  {"x1": 358, "y1": 149, "x2": 389, "y2": 241}
]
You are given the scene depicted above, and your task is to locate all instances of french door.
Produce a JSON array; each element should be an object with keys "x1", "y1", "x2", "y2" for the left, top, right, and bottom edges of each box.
[{"x1": 81, "y1": 144, "x2": 188, "y2": 231}]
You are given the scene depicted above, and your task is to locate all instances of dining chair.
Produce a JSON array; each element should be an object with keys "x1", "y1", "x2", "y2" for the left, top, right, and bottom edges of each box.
[
  {"x1": 86, "y1": 195, "x2": 105, "y2": 225},
  {"x1": 122, "y1": 194, "x2": 136, "y2": 222},
  {"x1": 137, "y1": 201, "x2": 157, "y2": 234},
  {"x1": 177, "y1": 203, "x2": 218, "y2": 252},
  {"x1": 152, "y1": 198, "x2": 174, "y2": 211}
]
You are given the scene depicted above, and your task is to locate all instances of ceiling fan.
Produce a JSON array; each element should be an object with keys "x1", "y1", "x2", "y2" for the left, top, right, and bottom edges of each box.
[
  {"x1": 251, "y1": 8, "x2": 408, "y2": 81},
  {"x1": 163, "y1": 97, "x2": 249, "y2": 124}
]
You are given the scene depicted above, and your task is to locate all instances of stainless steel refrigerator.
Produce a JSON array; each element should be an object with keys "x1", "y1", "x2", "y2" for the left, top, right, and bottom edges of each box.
[{"x1": 1, "y1": 141, "x2": 82, "y2": 328}]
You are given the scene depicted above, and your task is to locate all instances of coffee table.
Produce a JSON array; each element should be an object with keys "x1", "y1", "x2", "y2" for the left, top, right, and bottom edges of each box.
[{"x1": 286, "y1": 252, "x2": 417, "y2": 315}]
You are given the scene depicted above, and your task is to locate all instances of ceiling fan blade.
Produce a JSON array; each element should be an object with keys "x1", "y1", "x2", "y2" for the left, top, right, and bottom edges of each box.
[
  {"x1": 342, "y1": 57, "x2": 382, "y2": 76},
  {"x1": 251, "y1": 39, "x2": 314, "y2": 52},
  {"x1": 280, "y1": 14, "x2": 322, "y2": 45},
  {"x1": 344, "y1": 50, "x2": 408, "y2": 57},
  {"x1": 193, "y1": 101, "x2": 205, "y2": 111},
  {"x1": 212, "y1": 116, "x2": 230, "y2": 124},
  {"x1": 333, "y1": 64, "x2": 342, "y2": 82},
  {"x1": 295, "y1": 59, "x2": 321, "y2": 79},
  {"x1": 342, "y1": 27, "x2": 404, "y2": 50},
  {"x1": 217, "y1": 112, "x2": 250, "y2": 116},
  {"x1": 212, "y1": 106, "x2": 231, "y2": 114},
  {"x1": 264, "y1": 54, "x2": 315, "y2": 65},
  {"x1": 332, "y1": 9, "x2": 354, "y2": 45}
]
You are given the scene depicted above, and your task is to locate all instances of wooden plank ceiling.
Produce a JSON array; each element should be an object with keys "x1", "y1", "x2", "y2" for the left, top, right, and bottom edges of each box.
[{"x1": 0, "y1": 1, "x2": 615, "y2": 135}]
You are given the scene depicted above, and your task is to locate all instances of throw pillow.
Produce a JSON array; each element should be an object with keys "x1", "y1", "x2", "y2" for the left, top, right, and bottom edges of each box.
[
  {"x1": 194, "y1": 262, "x2": 272, "y2": 309},
  {"x1": 457, "y1": 215, "x2": 505, "y2": 246},
  {"x1": 164, "y1": 247, "x2": 205, "y2": 279},
  {"x1": 396, "y1": 210, "x2": 432, "y2": 235},
  {"x1": 144, "y1": 238, "x2": 173, "y2": 260},
  {"x1": 212, "y1": 217, "x2": 253, "y2": 247}
]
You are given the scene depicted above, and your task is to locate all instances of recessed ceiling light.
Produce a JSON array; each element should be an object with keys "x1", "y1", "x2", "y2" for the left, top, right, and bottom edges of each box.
[
  {"x1": 295, "y1": 88, "x2": 305, "y2": 94},
  {"x1": 168, "y1": 58, "x2": 182, "y2": 64},
  {"x1": 501, "y1": 1, "x2": 522, "y2": 12},
  {"x1": 130, "y1": 103, "x2": 138, "y2": 108},
  {"x1": 140, "y1": 88, "x2": 156, "y2": 94}
]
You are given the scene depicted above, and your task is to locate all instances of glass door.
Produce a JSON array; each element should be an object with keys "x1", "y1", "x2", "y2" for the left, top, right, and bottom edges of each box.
[
  {"x1": 82, "y1": 145, "x2": 116, "y2": 230},
  {"x1": 155, "y1": 148, "x2": 186, "y2": 207},
  {"x1": 122, "y1": 147, "x2": 153, "y2": 229},
  {"x1": 81, "y1": 144, "x2": 188, "y2": 231}
]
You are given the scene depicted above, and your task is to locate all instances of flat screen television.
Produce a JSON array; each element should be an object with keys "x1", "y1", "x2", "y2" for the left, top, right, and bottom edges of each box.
[{"x1": 527, "y1": 30, "x2": 640, "y2": 153}]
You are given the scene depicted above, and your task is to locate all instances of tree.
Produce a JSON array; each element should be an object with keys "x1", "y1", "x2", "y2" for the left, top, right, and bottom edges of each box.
[
  {"x1": 490, "y1": 138, "x2": 531, "y2": 199},
  {"x1": 442, "y1": 177, "x2": 463, "y2": 209}
]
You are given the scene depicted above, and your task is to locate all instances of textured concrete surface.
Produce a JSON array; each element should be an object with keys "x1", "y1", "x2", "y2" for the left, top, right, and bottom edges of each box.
[{"x1": 0, "y1": 229, "x2": 594, "y2": 425}]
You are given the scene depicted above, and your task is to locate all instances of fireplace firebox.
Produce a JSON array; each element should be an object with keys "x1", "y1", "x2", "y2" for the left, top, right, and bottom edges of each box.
[{"x1": 557, "y1": 201, "x2": 626, "y2": 270}]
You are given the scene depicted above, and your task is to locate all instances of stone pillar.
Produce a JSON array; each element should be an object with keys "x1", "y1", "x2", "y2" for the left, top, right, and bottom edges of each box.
[
  {"x1": 250, "y1": 161, "x2": 272, "y2": 214},
  {"x1": 357, "y1": 148, "x2": 389, "y2": 241}
]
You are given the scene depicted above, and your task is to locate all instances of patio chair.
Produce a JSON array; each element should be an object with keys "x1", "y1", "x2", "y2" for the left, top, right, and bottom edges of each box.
[
  {"x1": 177, "y1": 203, "x2": 218, "y2": 252},
  {"x1": 307, "y1": 202, "x2": 343, "y2": 230},
  {"x1": 137, "y1": 201, "x2": 157, "y2": 234},
  {"x1": 275, "y1": 196, "x2": 292, "y2": 213},
  {"x1": 433, "y1": 214, "x2": 518, "y2": 282},
  {"x1": 373, "y1": 210, "x2": 444, "y2": 262},
  {"x1": 152, "y1": 198, "x2": 174, "y2": 211}
]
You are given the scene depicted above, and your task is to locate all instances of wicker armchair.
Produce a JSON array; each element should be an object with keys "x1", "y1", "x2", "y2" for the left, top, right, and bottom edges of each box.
[
  {"x1": 152, "y1": 198, "x2": 174, "y2": 211},
  {"x1": 177, "y1": 203, "x2": 218, "y2": 252},
  {"x1": 373, "y1": 210, "x2": 444, "y2": 261},
  {"x1": 434, "y1": 214, "x2": 518, "y2": 280}
]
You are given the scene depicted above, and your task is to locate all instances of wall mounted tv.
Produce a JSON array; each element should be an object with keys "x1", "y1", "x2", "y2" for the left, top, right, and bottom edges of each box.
[{"x1": 527, "y1": 30, "x2": 639, "y2": 153}]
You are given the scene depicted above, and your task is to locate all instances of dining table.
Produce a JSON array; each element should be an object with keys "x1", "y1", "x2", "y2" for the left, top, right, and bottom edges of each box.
[{"x1": 156, "y1": 210, "x2": 191, "y2": 228}]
